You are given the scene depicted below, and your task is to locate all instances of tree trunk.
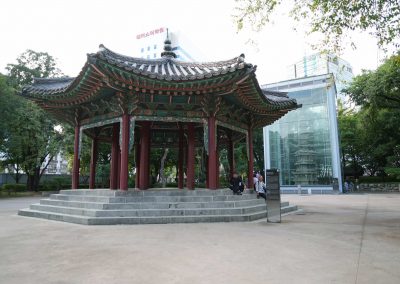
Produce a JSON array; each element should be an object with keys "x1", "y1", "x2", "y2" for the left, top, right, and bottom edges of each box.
[
  {"x1": 33, "y1": 167, "x2": 41, "y2": 191},
  {"x1": 26, "y1": 174, "x2": 35, "y2": 191},
  {"x1": 159, "y1": 148, "x2": 169, "y2": 187},
  {"x1": 15, "y1": 164, "x2": 20, "y2": 184}
]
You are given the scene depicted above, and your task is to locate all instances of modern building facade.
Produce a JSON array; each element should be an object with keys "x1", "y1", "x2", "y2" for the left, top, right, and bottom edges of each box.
[
  {"x1": 262, "y1": 74, "x2": 342, "y2": 193},
  {"x1": 135, "y1": 27, "x2": 199, "y2": 61},
  {"x1": 287, "y1": 53, "x2": 354, "y2": 104}
]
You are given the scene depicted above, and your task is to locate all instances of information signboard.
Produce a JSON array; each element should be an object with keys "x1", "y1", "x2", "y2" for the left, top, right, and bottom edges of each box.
[{"x1": 265, "y1": 169, "x2": 281, "y2": 223}]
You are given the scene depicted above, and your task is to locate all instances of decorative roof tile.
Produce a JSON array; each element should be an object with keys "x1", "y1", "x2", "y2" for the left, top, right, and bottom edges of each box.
[
  {"x1": 262, "y1": 89, "x2": 298, "y2": 106},
  {"x1": 93, "y1": 44, "x2": 252, "y2": 81},
  {"x1": 20, "y1": 44, "x2": 300, "y2": 118},
  {"x1": 22, "y1": 77, "x2": 75, "y2": 96}
]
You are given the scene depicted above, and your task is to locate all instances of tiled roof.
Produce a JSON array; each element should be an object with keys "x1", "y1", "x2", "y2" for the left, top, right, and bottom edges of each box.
[
  {"x1": 93, "y1": 44, "x2": 252, "y2": 81},
  {"x1": 22, "y1": 44, "x2": 255, "y2": 95},
  {"x1": 20, "y1": 44, "x2": 300, "y2": 119},
  {"x1": 262, "y1": 89, "x2": 298, "y2": 107},
  {"x1": 22, "y1": 77, "x2": 75, "y2": 96}
]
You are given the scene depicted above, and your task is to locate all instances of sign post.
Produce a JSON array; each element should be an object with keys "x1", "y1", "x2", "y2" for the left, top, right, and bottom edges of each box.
[{"x1": 265, "y1": 169, "x2": 281, "y2": 223}]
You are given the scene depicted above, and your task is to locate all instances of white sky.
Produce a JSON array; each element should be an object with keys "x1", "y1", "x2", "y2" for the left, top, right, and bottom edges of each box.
[{"x1": 0, "y1": 0, "x2": 385, "y2": 84}]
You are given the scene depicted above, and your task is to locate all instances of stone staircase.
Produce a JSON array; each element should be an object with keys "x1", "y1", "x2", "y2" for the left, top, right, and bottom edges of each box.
[{"x1": 18, "y1": 189, "x2": 297, "y2": 225}]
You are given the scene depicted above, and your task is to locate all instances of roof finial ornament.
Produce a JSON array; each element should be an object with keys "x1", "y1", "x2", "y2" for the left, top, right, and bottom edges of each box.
[{"x1": 161, "y1": 28, "x2": 177, "y2": 59}]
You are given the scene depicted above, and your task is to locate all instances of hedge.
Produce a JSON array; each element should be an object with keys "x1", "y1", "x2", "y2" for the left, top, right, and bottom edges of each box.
[
  {"x1": 1, "y1": 184, "x2": 27, "y2": 192},
  {"x1": 357, "y1": 176, "x2": 400, "y2": 184}
]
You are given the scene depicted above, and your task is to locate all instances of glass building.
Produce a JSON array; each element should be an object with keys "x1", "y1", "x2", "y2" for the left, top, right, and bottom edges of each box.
[{"x1": 262, "y1": 74, "x2": 342, "y2": 193}]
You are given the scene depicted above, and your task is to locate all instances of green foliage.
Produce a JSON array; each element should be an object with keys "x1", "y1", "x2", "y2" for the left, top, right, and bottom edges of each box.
[
  {"x1": 1, "y1": 184, "x2": 27, "y2": 192},
  {"x1": 6, "y1": 50, "x2": 63, "y2": 89},
  {"x1": 40, "y1": 177, "x2": 70, "y2": 191},
  {"x1": 358, "y1": 176, "x2": 400, "y2": 184},
  {"x1": 234, "y1": 0, "x2": 400, "y2": 51},
  {"x1": 2, "y1": 50, "x2": 66, "y2": 191},
  {"x1": 340, "y1": 53, "x2": 400, "y2": 178},
  {"x1": 0, "y1": 74, "x2": 16, "y2": 143},
  {"x1": 345, "y1": 53, "x2": 400, "y2": 109},
  {"x1": 385, "y1": 167, "x2": 400, "y2": 180},
  {"x1": 253, "y1": 128, "x2": 264, "y2": 172}
]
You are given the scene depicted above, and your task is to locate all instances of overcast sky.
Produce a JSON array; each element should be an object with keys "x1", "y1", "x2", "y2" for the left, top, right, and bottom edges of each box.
[{"x1": 0, "y1": 0, "x2": 386, "y2": 84}]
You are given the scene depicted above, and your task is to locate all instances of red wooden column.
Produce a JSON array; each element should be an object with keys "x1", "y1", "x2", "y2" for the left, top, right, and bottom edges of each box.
[
  {"x1": 227, "y1": 133, "x2": 235, "y2": 179},
  {"x1": 89, "y1": 136, "x2": 98, "y2": 189},
  {"x1": 72, "y1": 124, "x2": 80, "y2": 189},
  {"x1": 139, "y1": 121, "x2": 151, "y2": 190},
  {"x1": 110, "y1": 123, "x2": 119, "y2": 190},
  {"x1": 186, "y1": 123, "x2": 195, "y2": 190},
  {"x1": 207, "y1": 117, "x2": 217, "y2": 189},
  {"x1": 119, "y1": 114, "x2": 130, "y2": 190},
  {"x1": 178, "y1": 125, "x2": 184, "y2": 189},
  {"x1": 247, "y1": 127, "x2": 254, "y2": 189},
  {"x1": 117, "y1": 149, "x2": 121, "y2": 189},
  {"x1": 135, "y1": 141, "x2": 141, "y2": 189},
  {"x1": 216, "y1": 145, "x2": 220, "y2": 189}
]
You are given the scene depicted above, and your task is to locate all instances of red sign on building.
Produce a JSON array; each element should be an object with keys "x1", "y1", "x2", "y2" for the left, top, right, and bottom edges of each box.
[{"x1": 136, "y1": 27, "x2": 165, "y2": 40}]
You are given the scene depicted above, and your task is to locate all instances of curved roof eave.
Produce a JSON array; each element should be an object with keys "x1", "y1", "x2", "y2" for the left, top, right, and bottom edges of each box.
[{"x1": 21, "y1": 45, "x2": 256, "y2": 97}]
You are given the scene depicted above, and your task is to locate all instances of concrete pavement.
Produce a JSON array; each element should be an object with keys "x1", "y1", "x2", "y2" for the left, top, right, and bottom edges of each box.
[{"x1": 0, "y1": 194, "x2": 399, "y2": 284}]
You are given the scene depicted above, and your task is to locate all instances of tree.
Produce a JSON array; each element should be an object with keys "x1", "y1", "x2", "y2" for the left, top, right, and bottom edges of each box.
[
  {"x1": 338, "y1": 102, "x2": 364, "y2": 178},
  {"x1": 0, "y1": 74, "x2": 24, "y2": 182},
  {"x1": 6, "y1": 50, "x2": 63, "y2": 88},
  {"x1": 4, "y1": 50, "x2": 65, "y2": 191},
  {"x1": 234, "y1": 0, "x2": 400, "y2": 51},
  {"x1": 253, "y1": 128, "x2": 264, "y2": 172},
  {"x1": 345, "y1": 53, "x2": 400, "y2": 108},
  {"x1": 341, "y1": 53, "x2": 400, "y2": 178}
]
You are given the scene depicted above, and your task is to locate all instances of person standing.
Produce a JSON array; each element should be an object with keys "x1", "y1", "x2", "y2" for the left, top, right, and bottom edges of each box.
[
  {"x1": 253, "y1": 173, "x2": 258, "y2": 192},
  {"x1": 255, "y1": 175, "x2": 267, "y2": 200}
]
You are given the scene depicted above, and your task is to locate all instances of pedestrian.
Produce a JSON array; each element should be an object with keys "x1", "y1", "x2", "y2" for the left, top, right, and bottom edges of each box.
[
  {"x1": 344, "y1": 178, "x2": 350, "y2": 193},
  {"x1": 253, "y1": 173, "x2": 258, "y2": 192},
  {"x1": 255, "y1": 175, "x2": 267, "y2": 200},
  {"x1": 229, "y1": 172, "x2": 244, "y2": 195}
]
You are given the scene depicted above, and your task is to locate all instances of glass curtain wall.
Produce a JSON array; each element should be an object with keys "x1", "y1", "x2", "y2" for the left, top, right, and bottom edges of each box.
[{"x1": 268, "y1": 87, "x2": 333, "y2": 186}]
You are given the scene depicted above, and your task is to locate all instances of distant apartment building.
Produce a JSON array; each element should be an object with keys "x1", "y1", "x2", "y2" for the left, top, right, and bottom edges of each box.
[
  {"x1": 43, "y1": 152, "x2": 69, "y2": 175},
  {"x1": 135, "y1": 27, "x2": 200, "y2": 61},
  {"x1": 287, "y1": 53, "x2": 354, "y2": 104}
]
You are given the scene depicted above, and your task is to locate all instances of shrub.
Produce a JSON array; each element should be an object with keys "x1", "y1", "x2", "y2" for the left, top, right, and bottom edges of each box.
[
  {"x1": 40, "y1": 178, "x2": 71, "y2": 191},
  {"x1": 2, "y1": 184, "x2": 27, "y2": 192},
  {"x1": 385, "y1": 167, "x2": 400, "y2": 180},
  {"x1": 358, "y1": 176, "x2": 400, "y2": 184}
]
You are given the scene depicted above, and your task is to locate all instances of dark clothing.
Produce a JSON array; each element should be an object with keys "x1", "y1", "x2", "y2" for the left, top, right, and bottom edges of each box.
[
  {"x1": 229, "y1": 176, "x2": 244, "y2": 194},
  {"x1": 258, "y1": 192, "x2": 266, "y2": 200}
]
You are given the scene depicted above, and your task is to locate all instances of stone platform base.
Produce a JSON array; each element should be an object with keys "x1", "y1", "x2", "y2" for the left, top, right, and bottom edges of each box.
[{"x1": 18, "y1": 188, "x2": 297, "y2": 225}]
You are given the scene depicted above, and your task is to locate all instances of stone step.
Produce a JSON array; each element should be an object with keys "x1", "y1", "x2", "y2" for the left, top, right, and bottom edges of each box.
[
  {"x1": 18, "y1": 205, "x2": 297, "y2": 225},
  {"x1": 40, "y1": 198, "x2": 279, "y2": 210},
  {"x1": 49, "y1": 194, "x2": 113, "y2": 203},
  {"x1": 29, "y1": 203, "x2": 269, "y2": 218},
  {"x1": 58, "y1": 189, "x2": 251, "y2": 197},
  {"x1": 19, "y1": 187, "x2": 297, "y2": 225},
  {"x1": 50, "y1": 194, "x2": 260, "y2": 204},
  {"x1": 40, "y1": 199, "x2": 105, "y2": 210},
  {"x1": 18, "y1": 210, "x2": 266, "y2": 225},
  {"x1": 281, "y1": 205, "x2": 297, "y2": 214},
  {"x1": 19, "y1": 209, "x2": 90, "y2": 225}
]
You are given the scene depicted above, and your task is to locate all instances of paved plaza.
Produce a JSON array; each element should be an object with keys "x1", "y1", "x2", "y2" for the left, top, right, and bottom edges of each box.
[{"x1": 0, "y1": 194, "x2": 399, "y2": 284}]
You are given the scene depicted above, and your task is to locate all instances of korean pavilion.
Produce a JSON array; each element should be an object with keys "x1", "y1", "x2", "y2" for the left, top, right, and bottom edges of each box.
[{"x1": 21, "y1": 37, "x2": 299, "y2": 191}]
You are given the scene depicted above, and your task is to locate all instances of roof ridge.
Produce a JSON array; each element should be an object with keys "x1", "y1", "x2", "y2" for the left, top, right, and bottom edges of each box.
[
  {"x1": 33, "y1": 77, "x2": 75, "y2": 84},
  {"x1": 97, "y1": 44, "x2": 249, "y2": 68}
]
